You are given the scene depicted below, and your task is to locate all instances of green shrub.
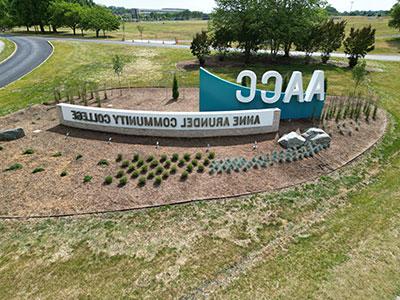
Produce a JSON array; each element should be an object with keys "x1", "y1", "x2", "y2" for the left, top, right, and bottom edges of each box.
[
  {"x1": 146, "y1": 155, "x2": 155, "y2": 162},
  {"x1": 164, "y1": 160, "x2": 171, "y2": 169},
  {"x1": 76, "y1": 154, "x2": 83, "y2": 160},
  {"x1": 5, "y1": 163, "x2": 23, "y2": 171},
  {"x1": 23, "y1": 148, "x2": 34, "y2": 155},
  {"x1": 83, "y1": 175, "x2": 93, "y2": 183},
  {"x1": 52, "y1": 152, "x2": 62, "y2": 157},
  {"x1": 116, "y1": 170, "x2": 125, "y2": 178},
  {"x1": 60, "y1": 170, "x2": 68, "y2": 177},
  {"x1": 203, "y1": 158, "x2": 210, "y2": 166},
  {"x1": 150, "y1": 160, "x2": 159, "y2": 168},
  {"x1": 181, "y1": 171, "x2": 189, "y2": 180},
  {"x1": 121, "y1": 160, "x2": 130, "y2": 168},
  {"x1": 141, "y1": 165, "x2": 148, "y2": 174},
  {"x1": 104, "y1": 176, "x2": 113, "y2": 185},
  {"x1": 186, "y1": 164, "x2": 194, "y2": 173},
  {"x1": 98, "y1": 159, "x2": 109, "y2": 167},
  {"x1": 119, "y1": 176, "x2": 128, "y2": 187},
  {"x1": 195, "y1": 152, "x2": 202, "y2": 160},
  {"x1": 208, "y1": 152, "x2": 216, "y2": 159},
  {"x1": 32, "y1": 167, "x2": 45, "y2": 174},
  {"x1": 132, "y1": 153, "x2": 140, "y2": 162},
  {"x1": 197, "y1": 164, "x2": 205, "y2": 173},
  {"x1": 147, "y1": 171, "x2": 155, "y2": 179},
  {"x1": 131, "y1": 170, "x2": 140, "y2": 178},
  {"x1": 171, "y1": 165, "x2": 177, "y2": 174},
  {"x1": 171, "y1": 153, "x2": 179, "y2": 162},
  {"x1": 156, "y1": 166, "x2": 164, "y2": 174},
  {"x1": 183, "y1": 153, "x2": 191, "y2": 162},
  {"x1": 172, "y1": 73, "x2": 179, "y2": 100},
  {"x1": 162, "y1": 170, "x2": 170, "y2": 179},
  {"x1": 191, "y1": 159, "x2": 198, "y2": 166},
  {"x1": 154, "y1": 176, "x2": 162, "y2": 186},
  {"x1": 127, "y1": 164, "x2": 135, "y2": 173},
  {"x1": 138, "y1": 176, "x2": 146, "y2": 186},
  {"x1": 178, "y1": 159, "x2": 185, "y2": 167},
  {"x1": 160, "y1": 154, "x2": 168, "y2": 162},
  {"x1": 137, "y1": 159, "x2": 144, "y2": 167},
  {"x1": 116, "y1": 153, "x2": 123, "y2": 162}
]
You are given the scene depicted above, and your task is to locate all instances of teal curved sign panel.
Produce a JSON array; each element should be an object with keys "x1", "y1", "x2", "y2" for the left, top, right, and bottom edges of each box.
[{"x1": 199, "y1": 68, "x2": 325, "y2": 120}]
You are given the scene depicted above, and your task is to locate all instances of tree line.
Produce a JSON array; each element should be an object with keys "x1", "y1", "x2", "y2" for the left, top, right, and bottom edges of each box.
[
  {"x1": 190, "y1": 0, "x2": 377, "y2": 68},
  {"x1": 0, "y1": 0, "x2": 120, "y2": 37}
]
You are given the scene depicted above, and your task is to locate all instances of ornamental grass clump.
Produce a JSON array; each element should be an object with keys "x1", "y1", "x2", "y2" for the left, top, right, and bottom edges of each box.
[
  {"x1": 131, "y1": 170, "x2": 140, "y2": 179},
  {"x1": 140, "y1": 165, "x2": 148, "y2": 174},
  {"x1": 23, "y1": 148, "x2": 34, "y2": 155},
  {"x1": 116, "y1": 153, "x2": 123, "y2": 163},
  {"x1": 98, "y1": 159, "x2": 109, "y2": 167},
  {"x1": 83, "y1": 175, "x2": 93, "y2": 183},
  {"x1": 137, "y1": 159, "x2": 144, "y2": 167},
  {"x1": 154, "y1": 176, "x2": 162, "y2": 186},
  {"x1": 164, "y1": 160, "x2": 171, "y2": 169},
  {"x1": 127, "y1": 164, "x2": 135, "y2": 173},
  {"x1": 104, "y1": 176, "x2": 113, "y2": 185},
  {"x1": 192, "y1": 159, "x2": 198, "y2": 166},
  {"x1": 162, "y1": 170, "x2": 169, "y2": 179},
  {"x1": 203, "y1": 158, "x2": 210, "y2": 166},
  {"x1": 116, "y1": 170, "x2": 125, "y2": 178},
  {"x1": 132, "y1": 153, "x2": 140, "y2": 162},
  {"x1": 150, "y1": 160, "x2": 159, "y2": 169},
  {"x1": 197, "y1": 164, "x2": 205, "y2": 173},
  {"x1": 208, "y1": 152, "x2": 216, "y2": 160},
  {"x1": 138, "y1": 176, "x2": 146, "y2": 187},
  {"x1": 32, "y1": 167, "x2": 45, "y2": 174},
  {"x1": 178, "y1": 159, "x2": 185, "y2": 167},
  {"x1": 195, "y1": 152, "x2": 202, "y2": 160},
  {"x1": 171, "y1": 153, "x2": 179, "y2": 162},
  {"x1": 146, "y1": 155, "x2": 155, "y2": 163},
  {"x1": 121, "y1": 160, "x2": 130, "y2": 168},
  {"x1": 160, "y1": 154, "x2": 168, "y2": 162},
  {"x1": 183, "y1": 153, "x2": 191, "y2": 162},
  {"x1": 170, "y1": 165, "x2": 177, "y2": 174},
  {"x1": 186, "y1": 164, "x2": 194, "y2": 173},
  {"x1": 147, "y1": 171, "x2": 155, "y2": 179},
  {"x1": 156, "y1": 166, "x2": 164, "y2": 174},
  {"x1": 5, "y1": 163, "x2": 23, "y2": 172},
  {"x1": 181, "y1": 171, "x2": 189, "y2": 180},
  {"x1": 119, "y1": 176, "x2": 128, "y2": 187}
]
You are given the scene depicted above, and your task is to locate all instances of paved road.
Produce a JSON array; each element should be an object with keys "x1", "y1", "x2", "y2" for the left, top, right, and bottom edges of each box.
[
  {"x1": 46, "y1": 36, "x2": 400, "y2": 62},
  {"x1": 0, "y1": 35, "x2": 53, "y2": 88}
]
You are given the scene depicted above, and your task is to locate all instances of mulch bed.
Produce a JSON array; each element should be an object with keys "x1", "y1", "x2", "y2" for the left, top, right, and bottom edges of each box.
[{"x1": 0, "y1": 88, "x2": 387, "y2": 218}]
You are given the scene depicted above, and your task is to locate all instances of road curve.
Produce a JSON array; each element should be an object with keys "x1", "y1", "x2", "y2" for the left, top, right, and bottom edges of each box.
[{"x1": 0, "y1": 35, "x2": 53, "y2": 88}]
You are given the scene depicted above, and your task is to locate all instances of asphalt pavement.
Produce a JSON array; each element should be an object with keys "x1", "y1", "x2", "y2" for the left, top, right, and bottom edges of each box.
[{"x1": 0, "y1": 35, "x2": 53, "y2": 88}]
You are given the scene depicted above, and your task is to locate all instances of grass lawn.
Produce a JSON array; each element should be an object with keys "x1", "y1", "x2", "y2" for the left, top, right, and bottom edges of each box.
[
  {"x1": 0, "y1": 41, "x2": 400, "y2": 298},
  {"x1": 0, "y1": 37, "x2": 16, "y2": 64}
]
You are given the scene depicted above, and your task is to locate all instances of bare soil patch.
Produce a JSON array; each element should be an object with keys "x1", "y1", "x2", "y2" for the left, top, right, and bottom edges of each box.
[{"x1": 0, "y1": 88, "x2": 387, "y2": 218}]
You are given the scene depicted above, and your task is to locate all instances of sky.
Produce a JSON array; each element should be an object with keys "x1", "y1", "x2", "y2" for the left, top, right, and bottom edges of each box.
[{"x1": 94, "y1": 0, "x2": 397, "y2": 13}]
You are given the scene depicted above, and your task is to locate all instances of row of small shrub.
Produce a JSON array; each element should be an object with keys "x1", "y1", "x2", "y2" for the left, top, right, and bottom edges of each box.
[
  {"x1": 209, "y1": 142, "x2": 329, "y2": 175},
  {"x1": 322, "y1": 97, "x2": 378, "y2": 123}
]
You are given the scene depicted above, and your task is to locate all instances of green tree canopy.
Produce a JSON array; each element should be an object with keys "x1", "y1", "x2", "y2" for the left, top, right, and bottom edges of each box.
[
  {"x1": 389, "y1": 0, "x2": 400, "y2": 31},
  {"x1": 344, "y1": 25, "x2": 376, "y2": 68}
]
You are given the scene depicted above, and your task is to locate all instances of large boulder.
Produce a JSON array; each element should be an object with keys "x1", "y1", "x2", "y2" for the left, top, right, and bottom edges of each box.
[
  {"x1": 302, "y1": 128, "x2": 326, "y2": 141},
  {"x1": 278, "y1": 132, "x2": 306, "y2": 149},
  {"x1": 0, "y1": 128, "x2": 25, "y2": 141},
  {"x1": 311, "y1": 133, "x2": 331, "y2": 146}
]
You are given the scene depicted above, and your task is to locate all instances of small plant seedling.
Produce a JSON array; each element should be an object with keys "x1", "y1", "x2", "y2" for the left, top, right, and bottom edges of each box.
[
  {"x1": 146, "y1": 155, "x2": 155, "y2": 163},
  {"x1": 181, "y1": 171, "x2": 189, "y2": 180},
  {"x1": 203, "y1": 158, "x2": 210, "y2": 166},
  {"x1": 127, "y1": 164, "x2": 135, "y2": 173},
  {"x1": 183, "y1": 153, "x2": 191, "y2": 162},
  {"x1": 195, "y1": 152, "x2": 202, "y2": 160},
  {"x1": 60, "y1": 170, "x2": 68, "y2": 177},
  {"x1": 138, "y1": 176, "x2": 146, "y2": 186},
  {"x1": 32, "y1": 167, "x2": 45, "y2": 174},
  {"x1": 83, "y1": 175, "x2": 93, "y2": 183},
  {"x1": 160, "y1": 154, "x2": 167, "y2": 162},
  {"x1": 104, "y1": 176, "x2": 113, "y2": 185},
  {"x1": 170, "y1": 165, "x2": 177, "y2": 174},
  {"x1": 197, "y1": 164, "x2": 205, "y2": 173},
  {"x1": 119, "y1": 176, "x2": 128, "y2": 187},
  {"x1": 5, "y1": 163, "x2": 23, "y2": 172},
  {"x1": 178, "y1": 159, "x2": 185, "y2": 167},
  {"x1": 131, "y1": 170, "x2": 140, "y2": 178},
  {"x1": 23, "y1": 148, "x2": 34, "y2": 155},
  {"x1": 150, "y1": 160, "x2": 159, "y2": 168},
  {"x1": 162, "y1": 170, "x2": 169, "y2": 179},
  {"x1": 121, "y1": 160, "x2": 130, "y2": 168},
  {"x1": 137, "y1": 159, "x2": 144, "y2": 167},
  {"x1": 192, "y1": 159, "x2": 198, "y2": 166},
  {"x1": 116, "y1": 170, "x2": 125, "y2": 178},
  {"x1": 98, "y1": 159, "x2": 109, "y2": 167},
  {"x1": 132, "y1": 153, "x2": 140, "y2": 162},
  {"x1": 52, "y1": 152, "x2": 62, "y2": 157},
  {"x1": 164, "y1": 160, "x2": 171, "y2": 169},
  {"x1": 116, "y1": 154, "x2": 123, "y2": 162},
  {"x1": 147, "y1": 171, "x2": 155, "y2": 179},
  {"x1": 156, "y1": 166, "x2": 164, "y2": 174},
  {"x1": 141, "y1": 165, "x2": 148, "y2": 174},
  {"x1": 76, "y1": 154, "x2": 83, "y2": 161},
  {"x1": 171, "y1": 153, "x2": 179, "y2": 162},
  {"x1": 186, "y1": 164, "x2": 194, "y2": 173},
  {"x1": 154, "y1": 176, "x2": 162, "y2": 186},
  {"x1": 208, "y1": 152, "x2": 216, "y2": 160}
]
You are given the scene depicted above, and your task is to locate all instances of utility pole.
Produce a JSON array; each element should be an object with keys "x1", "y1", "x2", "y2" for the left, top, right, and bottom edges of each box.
[{"x1": 350, "y1": 1, "x2": 354, "y2": 13}]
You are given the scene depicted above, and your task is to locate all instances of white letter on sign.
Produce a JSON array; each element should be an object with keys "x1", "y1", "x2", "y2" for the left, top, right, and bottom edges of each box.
[
  {"x1": 284, "y1": 71, "x2": 304, "y2": 103},
  {"x1": 305, "y1": 70, "x2": 325, "y2": 102},
  {"x1": 236, "y1": 70, "x2": 257, "y2": 103},
  {"x1": 261, "y1": 71, "x2": 282, "y2": 104}
]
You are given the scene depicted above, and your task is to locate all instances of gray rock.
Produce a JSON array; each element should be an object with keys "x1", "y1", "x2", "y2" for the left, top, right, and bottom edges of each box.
[
  {"x1": 0, "y1": 128, "x2": 25, "y2": 141},
  {"x1": 302, "y1": 127, "x2": 327, "y2": 141},
  {"x1": 278, "y1": 132, "x2": 306, "y2": 149},
  {"x1": 311, "y1": 133, "x2": 331, "y2": 146}
]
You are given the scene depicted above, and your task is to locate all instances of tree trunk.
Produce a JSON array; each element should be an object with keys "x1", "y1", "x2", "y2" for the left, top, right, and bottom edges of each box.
[
  {"x1": 96, "y1": 29, "x2": 100, "y2": 38},
  {"x1": 81, "y1": 29, "x2": 84, "y2": 36},
  {"x1": 26, "y1": 25, "x2": 30, "y2": 32},
  {"x1": 39, "y1": 23, "x2": 45, "y2": 33},
  {"x1": 284, "y1": 42, "x2": 291, "y2": 58},
  {"x1": 52, "y1": 26, "x2": 57, "y2": 33},
  {"x1": 73, "y1": 27, "x2": 76, "y2": 35}
]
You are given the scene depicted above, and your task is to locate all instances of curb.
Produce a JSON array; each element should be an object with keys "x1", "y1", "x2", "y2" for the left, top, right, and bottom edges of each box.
[{"x1": 0, "y1": 38, "x2": 18, "y2": 66}]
